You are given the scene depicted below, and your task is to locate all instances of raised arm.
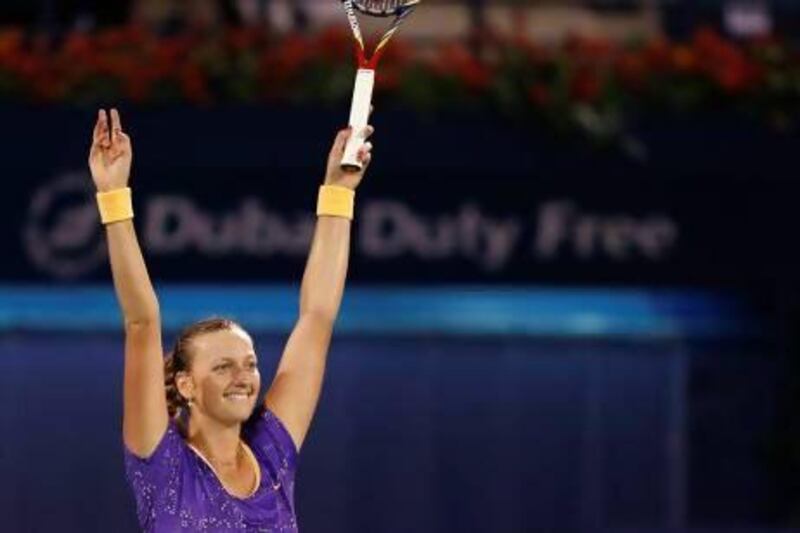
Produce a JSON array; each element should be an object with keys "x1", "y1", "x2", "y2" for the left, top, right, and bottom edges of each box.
[
  {"x1": 89, "y1": 109, "x2": 166, "y2": 457},
  {"x1": 265, "y1": 127, "x2": 374, "y2": 450}
]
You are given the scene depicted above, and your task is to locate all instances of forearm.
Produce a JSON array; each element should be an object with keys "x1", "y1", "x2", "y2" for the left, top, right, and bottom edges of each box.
[
  {"x1": 298, "y1": 216, "x2": 352, "y2": 320},
  {"x1": 106, "y1": 220, "x2": 160, "y2": 326}
]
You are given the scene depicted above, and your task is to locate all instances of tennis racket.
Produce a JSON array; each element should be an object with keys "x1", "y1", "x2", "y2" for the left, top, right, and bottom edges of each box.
[{"x1": 340, "y1": 0, "x2": 421, "y2": 170}]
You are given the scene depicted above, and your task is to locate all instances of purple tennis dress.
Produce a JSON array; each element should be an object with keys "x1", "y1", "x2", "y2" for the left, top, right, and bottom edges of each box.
[{"x1": 124, "y1": 408, "x2": 299, "y2": 532}]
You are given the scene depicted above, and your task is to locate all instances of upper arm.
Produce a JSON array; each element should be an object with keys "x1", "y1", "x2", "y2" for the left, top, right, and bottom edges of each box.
[
  {"x1": 122, "y1": 319, "x2": 168, "y2": 458},
  {"x1": 265, "y1": 312, "x2": 334, "y2": 450}
]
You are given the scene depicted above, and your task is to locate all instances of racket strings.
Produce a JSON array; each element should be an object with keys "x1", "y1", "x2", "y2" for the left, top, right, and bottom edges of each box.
[
  {"x1": 343, "y1": 0, "x2": 419, "y2": 66},
  {"x1": 352, "y1": 0, "x2": 418, "y2": 17}
]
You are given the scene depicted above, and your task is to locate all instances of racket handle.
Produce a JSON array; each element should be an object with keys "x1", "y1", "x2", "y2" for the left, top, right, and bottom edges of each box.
[{"x1": 342, "y1": 68, "x2": 375, "y2": 171}]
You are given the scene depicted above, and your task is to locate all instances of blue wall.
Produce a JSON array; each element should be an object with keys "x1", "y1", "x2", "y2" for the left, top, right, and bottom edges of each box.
[{"x1": 0, "y1": 329, "x2": 781, "y2": 532}]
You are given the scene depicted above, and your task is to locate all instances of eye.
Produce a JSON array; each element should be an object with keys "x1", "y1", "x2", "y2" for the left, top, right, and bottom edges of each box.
[
  {"x1": 213, "y1": 362, "x2": 232, "y2": 372},
  {"x1": 246, "y1": 361, "x2": 257, "y2": 371}
]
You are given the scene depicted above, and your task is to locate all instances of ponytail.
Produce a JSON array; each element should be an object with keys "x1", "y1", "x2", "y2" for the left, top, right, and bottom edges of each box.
[{"x1": 164, "y1": 350, "x2": 188, "y2": 419}]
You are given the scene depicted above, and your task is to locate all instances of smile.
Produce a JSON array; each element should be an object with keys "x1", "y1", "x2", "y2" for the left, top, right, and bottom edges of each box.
[{"x1": 223, "y1": 392, "x2": 252, "y2": 401}]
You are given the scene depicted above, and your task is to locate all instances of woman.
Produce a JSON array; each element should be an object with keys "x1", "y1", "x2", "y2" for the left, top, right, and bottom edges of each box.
[{"x1": 89, "y1": 109, "x2": 373, "y2": 531}]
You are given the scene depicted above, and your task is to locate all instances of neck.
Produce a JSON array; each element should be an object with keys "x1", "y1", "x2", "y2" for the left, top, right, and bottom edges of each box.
[{"x1": 186, "y1": 413, "x2": 242, "y2": 466}]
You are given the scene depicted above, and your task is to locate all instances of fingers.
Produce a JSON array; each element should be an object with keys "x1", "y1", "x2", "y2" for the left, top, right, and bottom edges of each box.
[
  {"x1": 330, "y1": 128, "x2": 351, "y2": 157},
  {"x1": 93, "y1": 109, "x2": 109, "y2": 147},
  {"x1": 110, "y1": 108, "x2": 122, "y2": 135},
  {"x1": 331, "y1": 124, "x2": 374, "y2": 157},
  {"x1": 92, "y1": 110, "x2": 104, "y2": 140},
  {"x1": 110, "y1": 108, "x2": 129, "y2": 149},
  {"x1": 357, "y1": 141, "x2": 373, "y2": 166},
  {"x1": 90, "y1": 108, "x2": 133, "y2": 171},
  {"x1": 92, "y1": 108, "x2": 126, "y2": 149},
  {"x1": 358, "y1": 153, "x2": 372, "y2": 167}
]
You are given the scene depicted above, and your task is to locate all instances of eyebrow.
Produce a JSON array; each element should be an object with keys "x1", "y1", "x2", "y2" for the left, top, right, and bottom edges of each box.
[{"x1": 213, "y1": 354, "x2": 258, "y2": 363}]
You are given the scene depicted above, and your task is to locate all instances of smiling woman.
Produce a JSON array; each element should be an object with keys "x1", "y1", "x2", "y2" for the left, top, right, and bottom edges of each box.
[
  {"x1": 162, "y1": 318, "x2": 260, "y2": 427},
  {"x1": 88, "y1": 108, "x2": 374, "y2": 531}
]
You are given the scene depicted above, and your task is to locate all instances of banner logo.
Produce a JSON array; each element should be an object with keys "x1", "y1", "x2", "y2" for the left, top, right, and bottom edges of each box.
[{"x1": 23, "y1": 172, "x2": 106, "y2": 279}]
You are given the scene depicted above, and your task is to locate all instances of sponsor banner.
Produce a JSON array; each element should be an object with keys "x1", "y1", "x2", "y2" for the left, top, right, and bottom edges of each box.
[
  {"x1": 13, "y1": 166, "x2": 792, "y2": 285},
  {"x1": 3, "y1": 108, "x2": 799, "y2": 285}
]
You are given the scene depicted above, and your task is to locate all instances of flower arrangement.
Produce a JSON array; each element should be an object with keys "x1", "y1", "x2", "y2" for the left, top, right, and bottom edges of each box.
[{"x1": 0, "y1": 25, "x2": 797, "y2": 141}]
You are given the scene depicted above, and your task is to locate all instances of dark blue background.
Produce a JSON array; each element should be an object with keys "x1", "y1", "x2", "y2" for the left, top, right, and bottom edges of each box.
[
  {"x1": 2, "y1": 107, "x2": 799, "y2": 287},
  {"x1": 0, "y1": 332, "x2": 781, "y2": 531}
]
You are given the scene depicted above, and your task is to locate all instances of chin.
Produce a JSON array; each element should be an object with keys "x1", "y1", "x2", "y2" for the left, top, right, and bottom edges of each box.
[{"x1": 223, "y1": 399, "x2": 258, "y2": 422}]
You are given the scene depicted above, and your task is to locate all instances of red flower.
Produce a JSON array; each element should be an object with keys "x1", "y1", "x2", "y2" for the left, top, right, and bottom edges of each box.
[
  {"x1": 644, "y1": 39, "x2": 672, "y2": 71},
  {"x1": 671, "y1": 45, "x2": 698, "y2": 74},
  {"x1": 226, "y1": 27, "x2": 262, "y2": 53},
  {"x1": 693, "y1": 27, "x2": 731, "y2": 58},
  {"x1": 435, "y1": 43, "x2": 491, "y2": 91},
  {"x1": 0, "y1": 29, "x2": 25, "y2": 71},
  {"x1": 525, "y1": 42, "x2": 554, "y2": 66},
  {"x1": 315, "y1": 27, "x2": 352, "y2": 61},
  {"x1": 691, "y1": 27, "x2": 761, "y2": 93},
  {"x1": 570, "y1": 67, "x2": 603, "y2": 103},
  {"x1": 615, "y1": 51, "x2": 648, "y2": 90},
  {"x1": 96, "y1": 26, "x2": 142, "y2": 50},
  {"x1": 179, "y1": 64, "x2": 210, "y2": 103},
  {"x1": 63, "y1": 33, "x2": 94, "y2": 63},
  {"x1": 378, "y1": 38, "x2": 414, "y2": 68}
]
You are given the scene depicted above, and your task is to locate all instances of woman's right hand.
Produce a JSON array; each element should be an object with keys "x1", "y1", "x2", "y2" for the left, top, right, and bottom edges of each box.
[{"x1": 89, "y1": 108, "x2": 133, "y2": 192}]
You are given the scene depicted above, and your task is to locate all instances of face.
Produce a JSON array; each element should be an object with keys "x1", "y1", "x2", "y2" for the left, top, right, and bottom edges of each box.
[{"x1": 177, "y1": 327, "x2": 261, "y2": 426}]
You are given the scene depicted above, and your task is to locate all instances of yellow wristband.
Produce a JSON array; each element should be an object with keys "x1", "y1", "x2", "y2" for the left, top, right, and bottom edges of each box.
[
  {"x1": 96, "y1": 187, "x2": 134, "y2": 225},
  {"x1": 316, "y1": 185, "x2": 355, "y2": 220}
]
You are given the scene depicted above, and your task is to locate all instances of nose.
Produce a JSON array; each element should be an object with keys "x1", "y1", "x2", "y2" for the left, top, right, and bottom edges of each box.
[{"x1": 230, "y1": 366, "x2": 252, "y2": 385}]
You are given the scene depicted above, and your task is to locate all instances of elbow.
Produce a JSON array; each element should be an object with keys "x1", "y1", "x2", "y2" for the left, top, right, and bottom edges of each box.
[
  {"x1": 299, "y1": 309, "x2": 337, "y2": 330},
  {"x1": 124, "y1": 308, "x2": 161, "y2": 331}
]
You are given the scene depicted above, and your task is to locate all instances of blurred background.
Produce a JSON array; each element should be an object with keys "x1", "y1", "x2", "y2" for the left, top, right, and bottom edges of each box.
[{"x1": 0, "y1": 0, "x2": 799, "y2": 531}]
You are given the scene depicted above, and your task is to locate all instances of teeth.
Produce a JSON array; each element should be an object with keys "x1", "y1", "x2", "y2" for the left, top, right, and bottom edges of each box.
[{"x1": 225, "y1": 393, "x2": 250, "y2": 400}]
